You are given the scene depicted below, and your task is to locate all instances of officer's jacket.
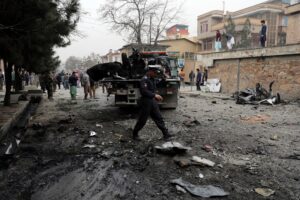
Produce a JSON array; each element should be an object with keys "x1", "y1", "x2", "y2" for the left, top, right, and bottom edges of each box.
[{"x1": 140, "y1": 76, "x2": 156, "y2": 99}]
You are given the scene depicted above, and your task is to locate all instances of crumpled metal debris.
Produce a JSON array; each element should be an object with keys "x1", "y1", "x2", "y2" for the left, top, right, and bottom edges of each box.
[
  {"x1": 155, "y1": 142, "x2": 191, "y2": 155},
  {"x1": 171, "y1": 178, "x2": 229, "y2": 198},
  {"x1": 235, "y1": 81, "x2": 280, "y2": 105}
]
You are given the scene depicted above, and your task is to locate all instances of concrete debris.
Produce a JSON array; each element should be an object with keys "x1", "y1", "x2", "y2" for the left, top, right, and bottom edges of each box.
[
  {"x1": 176, "y1": 185, "x2": 187, "y2": 193},
  {"x1": 254, "y1": 188, "x2": 275, "y2": 197},
  {"x1": 96, "y1": 124, "x2": 103, "y2": 128},
  {"x1": 198, "y1": 173, "x2": 204, "y2": 179},
  {"x1": 192, "y1": 156, "x2": 215, "y2": 167},
  {"x1": 89, "y1": 131, "x2": 97, "y2": 137},
  {"x1": 270, "y1": 135, "x2": 279, "y2": 141},
  {"x1": 83, "y1": 144, "x2": 96, "y2": 149},
  {"x1": 155, "y1": 142, "x2": 191, "y2": 155},
  {"x1": 183, "y1": 119, "x2": 200, "y2": 127},
  {"x1": 171, "y1": 178, "x2": 229, "y2": 198},
  {"x1": 240, "y1": 114, "x2": 271, "y2": 124},
  {"x1": 200, "y1": 79, "x2": 221, "y2": 93},
  {"x1": 202, "y1": 144, "x2": 213, "y2": 152},
  {"x1": 174, "y1": 157, "x2": 193, "y2": 168}
]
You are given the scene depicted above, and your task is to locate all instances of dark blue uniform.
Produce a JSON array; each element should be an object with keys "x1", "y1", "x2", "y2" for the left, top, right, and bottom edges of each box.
[
  {"x1": 260, "y1": 24, "x2": 267, "y2": 47},
  {"x1": 133, "y1": 76, "x2": 169, "y2": 138}
]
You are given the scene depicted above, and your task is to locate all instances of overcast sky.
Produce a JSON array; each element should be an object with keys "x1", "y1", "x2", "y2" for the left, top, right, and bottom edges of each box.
[{"x1": 55, "y1": 0, "x2": 266, "y2": 62}]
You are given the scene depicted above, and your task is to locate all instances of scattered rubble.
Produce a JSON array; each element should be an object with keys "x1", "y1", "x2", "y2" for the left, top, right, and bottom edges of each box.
[
  {"x1": 240, "y1": 114, "x2": 271, "y2": 124},
  {"x1": 192, "y1": 156, "x2": 215, "y2": 167},
  {"x1": 155, "y1": 142, "x2": 191, "y2": 155},
  {"x1": 171, "y1": 178, "x2": 229, "y2": 198},
  {"x1": 255, "y1": 188, "x2": 275, "y2": 197}
]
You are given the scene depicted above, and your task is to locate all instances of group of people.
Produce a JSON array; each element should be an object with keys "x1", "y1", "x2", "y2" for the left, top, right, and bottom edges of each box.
[
  {"x1": 215, "y1": 20, "x2": 267, "y2": 51},
  {"x1": 179, "y1": 67, "x2": 208, "y2": 91},
  {"x1": 38, "y1": 70, "x2": 99, "y2": 101}
]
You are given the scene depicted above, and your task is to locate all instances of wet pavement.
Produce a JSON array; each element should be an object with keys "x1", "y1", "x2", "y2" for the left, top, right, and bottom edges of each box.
[{"x1": 0, "y1": 87, "x2": 300, "y2": 200}]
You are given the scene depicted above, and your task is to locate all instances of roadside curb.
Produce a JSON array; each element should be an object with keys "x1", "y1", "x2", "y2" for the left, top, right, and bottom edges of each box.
[{"x1": 0, "y1": 101, "x2": 30, "y2": 142}]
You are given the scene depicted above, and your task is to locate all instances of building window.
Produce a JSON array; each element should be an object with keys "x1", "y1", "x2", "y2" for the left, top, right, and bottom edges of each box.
[
  {"x1": 282, "y1": 16, "x2": 288, "y2": 27},
  {"x1": 200, "y1": 21, "x2": 209, "y2": 33},
  {"x1": 203, "y1": 39, "x2": 213, "y2": 51}
]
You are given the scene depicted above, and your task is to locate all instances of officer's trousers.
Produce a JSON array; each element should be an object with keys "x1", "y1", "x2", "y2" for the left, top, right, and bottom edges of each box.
[{"x1": 133, "y1": 98, "x2": 168, "y2": 136}]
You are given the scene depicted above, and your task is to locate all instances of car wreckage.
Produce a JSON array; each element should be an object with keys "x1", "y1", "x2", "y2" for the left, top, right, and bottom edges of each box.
[{"x1": 235, "y1": 81, "x2": 281, "y2": 105}]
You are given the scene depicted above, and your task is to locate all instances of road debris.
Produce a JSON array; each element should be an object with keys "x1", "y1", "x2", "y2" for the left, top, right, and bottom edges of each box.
[
  {"x1": 96, "y1": 124, "x2": 103, "y2": 128},
  {"x1": 89, "y1": 131, "x2": 97, "y2": 137},
  {"x1": 235, "y1": 81, "x2": 280, "y2": 105},
  {"x1": 183, "y1": 119, "x2": 200, "y2": 127},
  {"x1": 176, "y1": 185, "x2": 187, "y2": 193},
  {"x1": 192, "y1": 156, "x2": 215, "y2": 167},
  {"x1": 270, "y1": 135, "x2": 279, "y2": 141},
  {"x1": 255, "y1": 188, "x2": 275, "y2": 197},
  {"x1": 202, "y1": 144, "x2": 213, "y2": 152},
  {"x1": 171, "y1": 178, "x2": 229, "y2": 198},
  {"x1": 83, "y1": 144, "x2": 96, "y2": 149},
  {"x1": 198, "y1": 173, "x2": 204, "y2": 178},
  {"x1": 240, "y1": 114, "x2": 271, "y2": 124},
  {"x1": 155, "y1": 142, "x2": 191, "y2": 155}
]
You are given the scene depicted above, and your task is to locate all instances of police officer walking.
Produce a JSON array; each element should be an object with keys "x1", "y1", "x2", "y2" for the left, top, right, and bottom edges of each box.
[{"x1": 133, "y1": 67, "x2": 173, "y2": 141}]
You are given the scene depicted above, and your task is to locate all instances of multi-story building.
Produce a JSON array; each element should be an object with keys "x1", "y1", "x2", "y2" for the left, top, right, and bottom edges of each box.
[
  {"x1": 197, "y1": 0, "x2": 290, "y2": 51},
  {"x1": 285, "y1": 1, "x2": 300, "y2": 44},
  {"x1": 101, "y1": 49, "x2": 122, "y2": 63},
  {"x1": 158, "y1": 37, "x2": 202, "y2": 82},
  {"x1": 166, "y1": 24, "x2": 189, "y2": 39}
]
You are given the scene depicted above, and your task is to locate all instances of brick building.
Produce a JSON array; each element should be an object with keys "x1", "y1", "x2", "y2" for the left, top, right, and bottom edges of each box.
[
  {"x1": 197, "y1": 0, "x2": 290, "y2": 51},
  {"x1": 166, "y1": 24, "x2": 189, "y2": 39},
  {"x1": 285, "y1": 2, "x2": 300, "y2": 44}
]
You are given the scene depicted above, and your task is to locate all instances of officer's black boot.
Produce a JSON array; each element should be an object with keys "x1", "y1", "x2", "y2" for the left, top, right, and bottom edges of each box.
[
  {"x1": 162, "y1": 129, "x2": 174, "y2": 141},
  {"x1": 132, "y1": 130, "x2": 142, "y2": 141}
]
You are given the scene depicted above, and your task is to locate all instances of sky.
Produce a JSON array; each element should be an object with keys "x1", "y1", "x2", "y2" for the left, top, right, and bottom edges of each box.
[{"x1": 55, "y1": 0, "x2": 267, "y2": 62}]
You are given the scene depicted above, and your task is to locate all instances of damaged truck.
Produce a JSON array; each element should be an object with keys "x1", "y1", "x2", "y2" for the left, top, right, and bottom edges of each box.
[{"x1": 87, "y1": 49, "x2": 180, "y2": 109}]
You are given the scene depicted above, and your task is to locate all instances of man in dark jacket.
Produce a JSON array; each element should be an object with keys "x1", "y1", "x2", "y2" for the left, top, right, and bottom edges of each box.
[
  {"x1": 260, "y1": 20, "x2": 267, "y2": 47},
  {"x1": 132, "y1": 67, "x2": 173, "y2": 141},
  {"x1": 196, "y1": 68, "x2": 202, "y2": 91}
]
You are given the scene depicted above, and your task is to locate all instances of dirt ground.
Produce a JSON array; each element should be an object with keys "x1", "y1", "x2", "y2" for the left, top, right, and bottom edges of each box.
[{"x1": 0, "y1": 88, "x2": 299, "y2": 200}]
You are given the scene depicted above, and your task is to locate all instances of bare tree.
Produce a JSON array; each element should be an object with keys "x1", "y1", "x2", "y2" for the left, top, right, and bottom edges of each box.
[
  {"x1": 100, "y1": 0, "x2": 182, "y2": 46},
  {"x1": 151, "y1": 0, "x2": 183, "y2": 45}
]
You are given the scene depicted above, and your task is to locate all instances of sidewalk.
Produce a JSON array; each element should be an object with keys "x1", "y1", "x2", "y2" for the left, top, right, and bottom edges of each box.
[
  {"x1": 179, "y1": 85, "x2": 232, "y2": 100},
  {"x1": 0, "y1": 86, "x2": 41, "y2": 142}
]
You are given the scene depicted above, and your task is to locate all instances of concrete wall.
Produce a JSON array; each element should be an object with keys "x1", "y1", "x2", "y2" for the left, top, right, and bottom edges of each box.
[
  {"x1": 200, "y1": 44, "x2": 300, "y2": 100},
  {"x1": 286, "y1": 4, "x2": 300, "y2": 44}
]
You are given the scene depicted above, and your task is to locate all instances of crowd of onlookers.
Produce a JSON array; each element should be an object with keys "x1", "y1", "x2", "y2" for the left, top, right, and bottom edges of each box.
[{"x1": 0, "y1": 68, "x2": 107, "y2": 101}]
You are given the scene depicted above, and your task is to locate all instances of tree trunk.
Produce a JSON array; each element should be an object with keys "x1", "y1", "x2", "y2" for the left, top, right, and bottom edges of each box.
[
  {"x1": 4, "y1": 61, "x2": 12, "y2": 106},
  {"x1": 14, "y1": 66, "x2": 22, "y2": 92}
]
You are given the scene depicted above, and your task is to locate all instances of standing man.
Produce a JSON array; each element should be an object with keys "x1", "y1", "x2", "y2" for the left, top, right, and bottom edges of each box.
[
  {"x1": 0, "y1": 69, "x2": 4, "y2": 91},
  {"x1": 189, "y1": 70, "x2": 195, "y2": 86},
  {"x1": 179, "y1": 68, "x2": 185, "y2": 88},
  {"x1": 260, "y1": 20, "x2": 267, "y2": 47},
  {"x1": 82, "y1": 72, "x2": 91, "y2": 100},
  {"x1": 69, "y1": 72, "x2": 78, "y2": 100},
  {"x1": 132, "y1": 67, "x2": 173, "y2": 141},
  {"x1": 215, "y1": 30, "x2": 222, "y2": 52},
  {"x1": 44, "y1": 72, "x2": 54, "y2": 100},
  {"x1": 196, "y1": 68, "x2": 202, "y2": 91}
]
